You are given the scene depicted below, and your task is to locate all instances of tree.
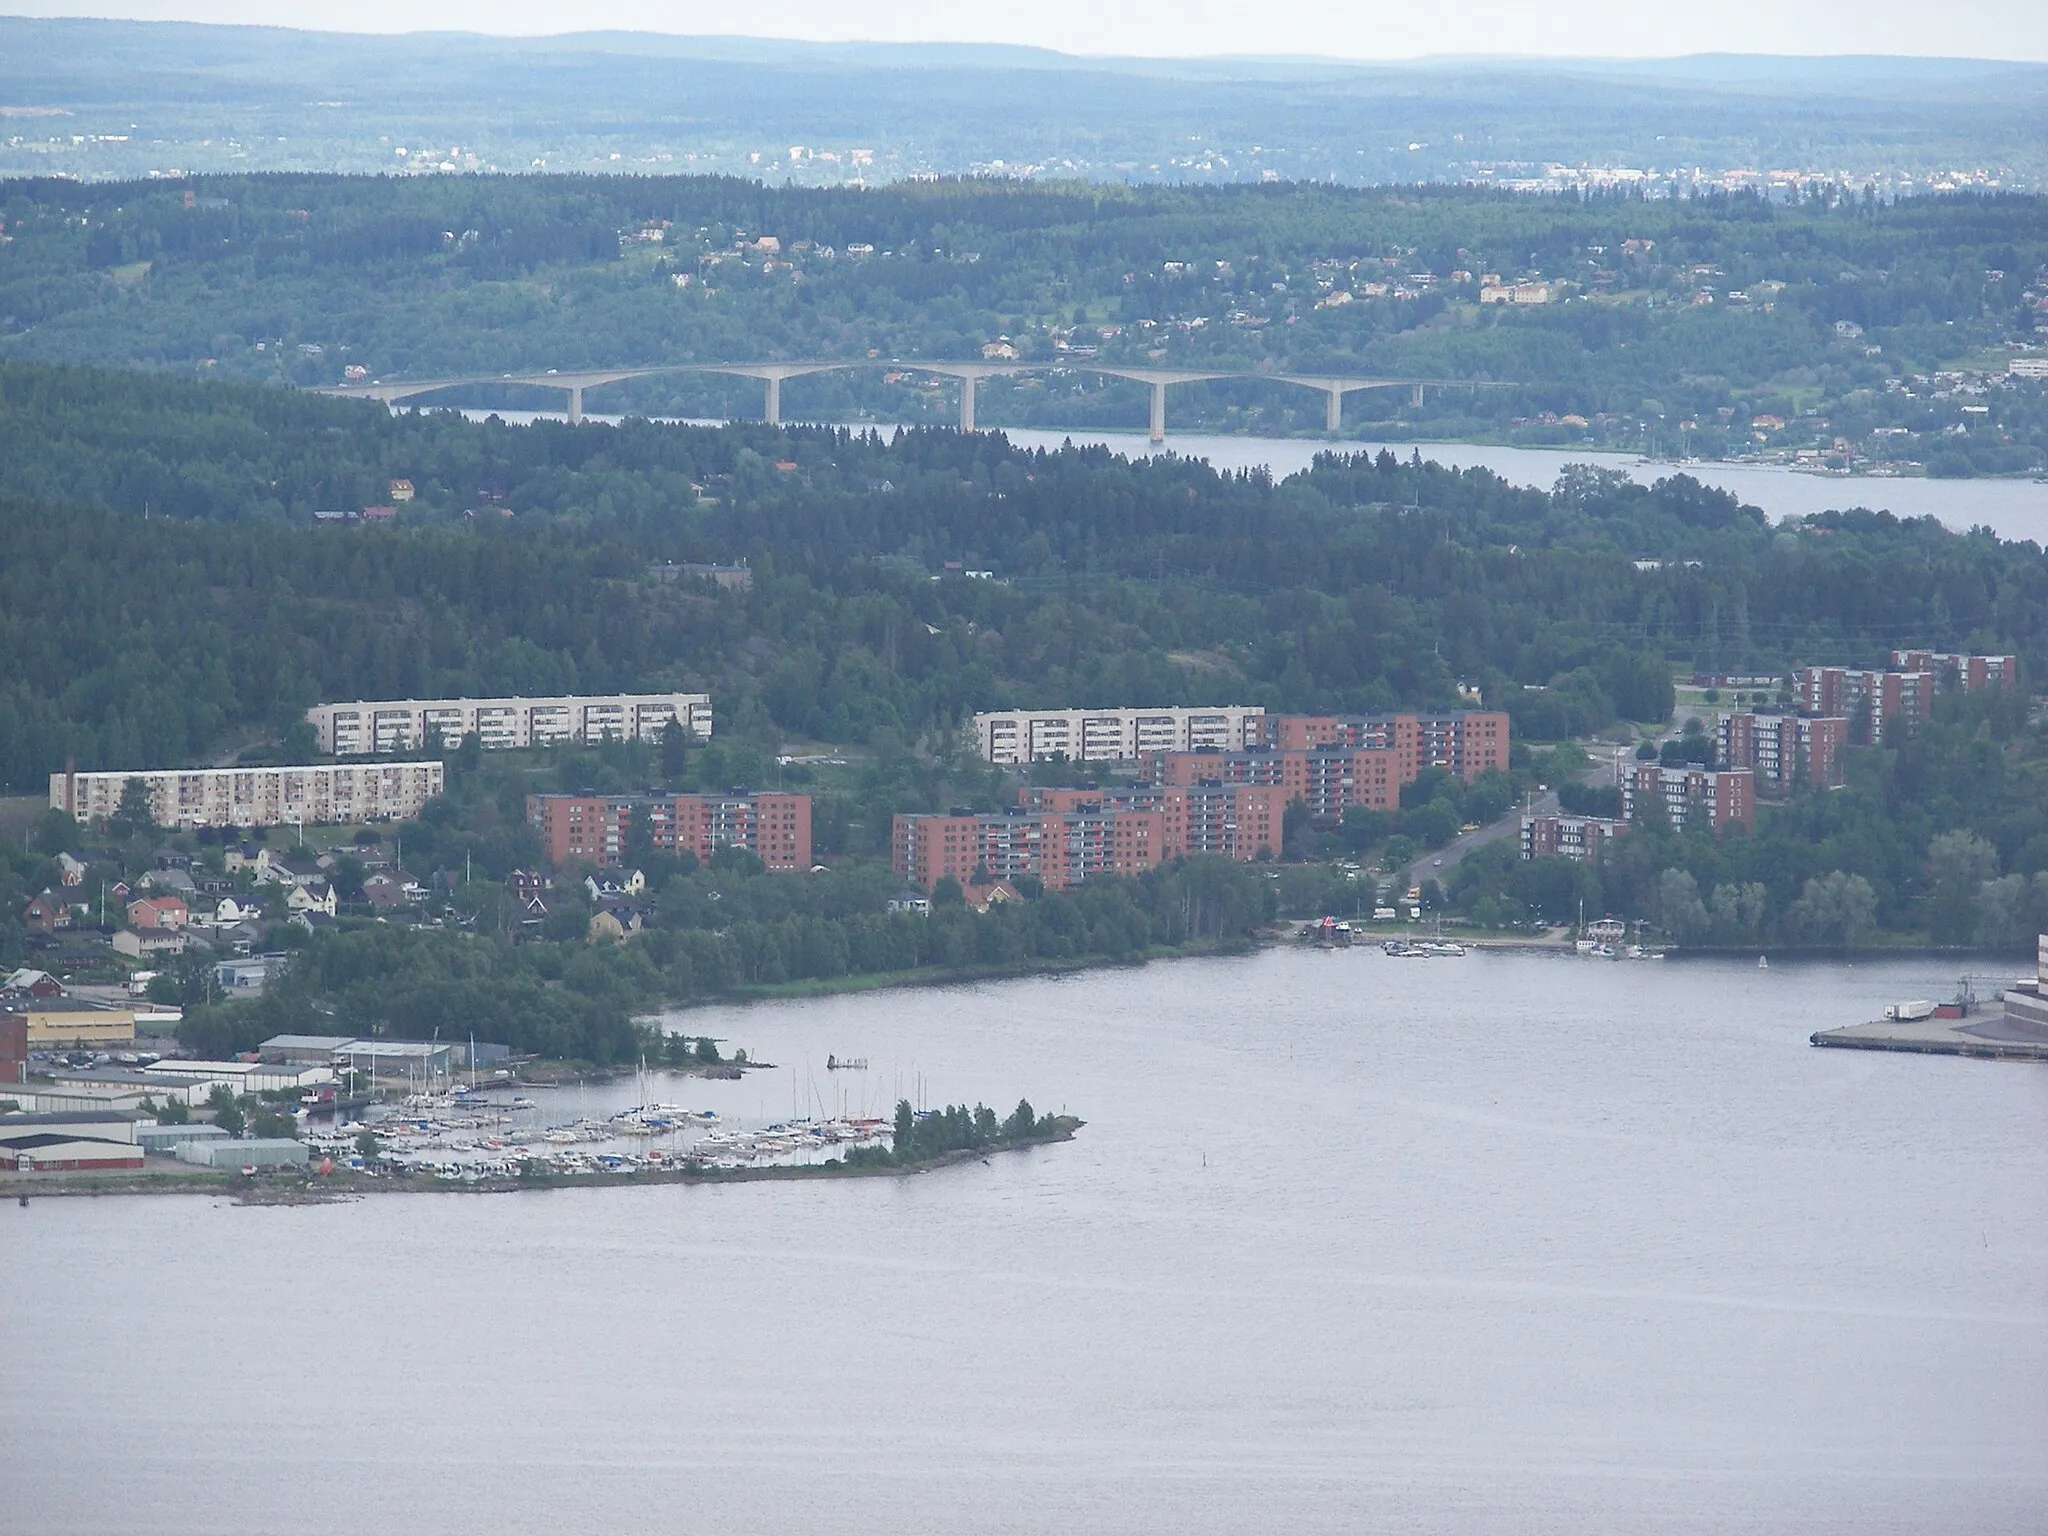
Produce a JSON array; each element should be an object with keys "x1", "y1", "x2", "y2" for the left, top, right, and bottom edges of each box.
[
  {"x1": 208, "y1": 1084, "x2": 246, "y2": 1137},
  {"x1": 112, "y1": 777, "x2": 158, "y2": 838},
  {"x1": 1788, "y1": 871, "x2": 1878, "y2": 947},
  {"x1": 1654, "y1": 868, "x2": 1710, "y2": 943},
  {"x1": 1926, "y1": 830, "x2": 1999, "y2": 943}
]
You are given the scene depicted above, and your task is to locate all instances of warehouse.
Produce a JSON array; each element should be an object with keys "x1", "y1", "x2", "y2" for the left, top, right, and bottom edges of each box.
[
  {"x1": 175, "y1": 1137, "x2": 308, "y2": 1169},
  {"x1": 0, "y1": 1134, "x2": 145, "y2": 1172}
]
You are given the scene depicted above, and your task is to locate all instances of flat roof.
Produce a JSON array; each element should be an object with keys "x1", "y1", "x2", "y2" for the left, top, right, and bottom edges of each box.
[
  {"x1": 258, "y1": 1035, "x2": 355, "y2": 1051},
  {"x1": 0, "y1": 1110, "x2": 138, "y2": 1125}
]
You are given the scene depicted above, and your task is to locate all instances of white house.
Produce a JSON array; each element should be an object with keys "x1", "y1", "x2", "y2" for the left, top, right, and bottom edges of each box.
[{"x1": 285, "y1": 881, "x2": 338, "y2": 918}]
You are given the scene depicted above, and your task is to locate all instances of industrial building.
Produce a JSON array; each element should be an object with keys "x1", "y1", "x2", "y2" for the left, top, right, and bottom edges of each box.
[
  {"x1": 306, "y1": 692, "x2": 713, "y2": 755},
  {"x1": 972, "y1": 705, "x2": 1266, "y2": 764},
  {"x1": 175, "y1": 1137, "x2": 308, "y2": 1170},
  {"x1": 52, "y1": 762, "x2": 445, "y2": 829},
  {"x1": 1, "y1": 994, "x2": 136, "y2": 1048},
  {"x1": 0, "y1": 1110, "x2": 144, "y2": 1172},
  {"x1": 528, "y1": 790, "x2": 812, "y2": 871}
]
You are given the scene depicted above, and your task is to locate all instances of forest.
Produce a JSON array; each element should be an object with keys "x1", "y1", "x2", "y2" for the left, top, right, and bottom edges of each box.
[{"x1": 3, "y1": 174, "x2": 2046, "y2": 464}]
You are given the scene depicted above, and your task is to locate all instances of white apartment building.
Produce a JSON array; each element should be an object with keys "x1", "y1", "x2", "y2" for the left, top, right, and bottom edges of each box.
[
  {"x1": 972, "y1": 706, "x2": 1265, "y2": 765},
  {"x1": 53, "y1": 763, "x2": 446, "y2": 829},
  {"x1": 305, "y1": 693, "x2": 713, "y2": 756}
]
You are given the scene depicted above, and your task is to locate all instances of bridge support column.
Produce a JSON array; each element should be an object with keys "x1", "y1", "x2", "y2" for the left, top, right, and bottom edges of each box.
[
  {"x1": 1410, "y1": 382, "x2": 1425, "y2": 410},
  {"x1": 764, "y1": 375, "x2": 781, "y2": 426},
  {"x1": 567, "y1": 386, "x2": 584, "y2": 425},
  {"x1": 1148, "y1": 380, "x2": 1167, "y2": 444},
  {"x1": 1324, "y1": 387, "x2": 1343, "y2": 433},
  {"x1": 959, "y1": 374, "x2": 976, "y2": 433}
]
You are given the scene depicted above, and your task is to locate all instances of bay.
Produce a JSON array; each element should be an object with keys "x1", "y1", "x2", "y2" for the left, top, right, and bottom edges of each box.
[{"x1": 4, "y1": 949, "x2": 2045, "y2": 1534}]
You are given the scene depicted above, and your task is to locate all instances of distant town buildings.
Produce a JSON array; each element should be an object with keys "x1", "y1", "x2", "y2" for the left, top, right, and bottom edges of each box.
[
  {"x1": 307, "y1": 692, "x2": 713, "y2": 755},
  {"x1": 52, "y1": 763, "x2": 445, "y2": 829},
  {"x1": 527, "y1": 791, "x2": 812, "y2": 871},
  {"x1": 1621, "y1": 764, "x2": 1755, "y2": 834},
  {"x1": 972, "y1": 705, "x2": 1266, "y2": 764},
  {"x1": 1520, "y1": 814, "x2": 1630, "y2": 863},
  {"x1": 1716, "y1": 713, "x2": 1848, "y2": 794}
]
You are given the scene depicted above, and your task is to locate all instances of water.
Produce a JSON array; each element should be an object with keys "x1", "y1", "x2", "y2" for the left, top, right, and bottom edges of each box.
[
  {"x1": 6, "y1": 949, "x2": 2045, "y2": 1534},
  {"x1": 460, "y1": 408, "x2": 2048, "y2": 540}
]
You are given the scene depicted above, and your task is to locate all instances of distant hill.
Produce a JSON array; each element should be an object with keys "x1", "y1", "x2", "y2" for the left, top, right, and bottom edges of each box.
[{"x1": 2, "y1": 19, "x2": 2046, "y2": 186}]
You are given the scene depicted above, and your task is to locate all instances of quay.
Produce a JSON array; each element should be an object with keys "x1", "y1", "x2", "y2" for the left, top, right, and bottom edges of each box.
[{"x1": 1811, "y1": 1016, "x2": 2048, "y2": 1061}]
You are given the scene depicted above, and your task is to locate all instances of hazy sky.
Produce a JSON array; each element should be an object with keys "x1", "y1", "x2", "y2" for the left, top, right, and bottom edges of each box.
[{"x1": 10, "y1": 0, "x2": 2048, "y2": 62}]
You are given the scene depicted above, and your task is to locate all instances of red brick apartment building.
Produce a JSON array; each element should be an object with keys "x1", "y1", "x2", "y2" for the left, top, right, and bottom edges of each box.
[
  {"x1": 893, "y1": 781, "x2": 1285, "y2": 892},
  {"x1": 528, "y1": 792, "x2": 811, "y2": 871},
  {"x1": 1520, "y1": 815, "x2": 1630, "y2": 863},
  {"x1": 1620, "y1": 765, "x2": 1755, "y2": 834},
  {"x1": 1889, "y1": 651, "x2": 2020, "y2": 692},
  {"x1": 1716, "y1": 713, "x2": 1848, "y2": 794},
  {"x1": 1144, "y1": 711, "x2": 1508, "y2": 821},
  {"x1": 1796, "y1": 667, "x2": 1932, "y2": 743}
]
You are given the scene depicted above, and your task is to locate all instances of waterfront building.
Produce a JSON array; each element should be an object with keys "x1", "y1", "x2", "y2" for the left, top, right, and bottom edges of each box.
[
  {"x1": 1519, "y1": 815, "x2": 1630, "y2": 862},
  {"x1": 1796, "y1": 666, "x2": 1932, "y2": 743},
  {"x1": 306, "y1": 692, "x2": 713, "y2": 755},
  {"x1": 527, "y1": 791, "x2": 812, "y2": 871},
  {"x1": 1620, "y1": 764, "x2": 1755, "y2": 833},
  {"x1": 1715, "y1": 712, "x2": 1848, "y2": 794},
  {"x1": 972, "y1": 705, "x2": 1265, "y2": 764},
  {"x1": 52, "y1": 763, "x2": 444, "y2": 829}
]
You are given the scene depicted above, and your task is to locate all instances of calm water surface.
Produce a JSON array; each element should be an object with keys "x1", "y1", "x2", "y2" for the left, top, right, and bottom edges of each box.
[{"x1": 5, "y1": 950, "x2": 2045, "y2": 1534}]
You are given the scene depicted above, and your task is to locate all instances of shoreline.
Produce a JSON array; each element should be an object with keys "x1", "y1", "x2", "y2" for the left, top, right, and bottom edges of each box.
[{"x1": 6, "y1": 1119, "x2": 1085, "y2": 1204}]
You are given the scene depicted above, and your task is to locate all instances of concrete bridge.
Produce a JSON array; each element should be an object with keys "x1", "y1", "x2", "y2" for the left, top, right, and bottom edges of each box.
[{"x1": 315, "y1": 359, "x2": 1511, "y2": 443}]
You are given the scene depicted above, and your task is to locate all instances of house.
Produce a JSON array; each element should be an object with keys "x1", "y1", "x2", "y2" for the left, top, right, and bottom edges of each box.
[
  {"x1": 113, "y1": 928, "x2": 187, "y2": 959},
  {"x1": 3, "y1": 969, "x2": 67, "y2": 999},
  {"x1": 584, "y1": 870, "x2": 646, "y2": 904},
  {"x1": 126, "y1": 895, "x2": 189, "y2": 931},
  {"x1": 22, "y1": 890, "x2": 72, "y2": 934},
  {"x1": 290, "y1": 911, "x2": 337, "y2": 934},
  {"x1": 224, "y1": 844, "x2": 271, "y2": 878},
  {"x1": 388, "y1": 478, "x2": 417, "y2": 503},
  {"x1": 154, "y1": 848, "x2": 193, "y2": 871},
  {"x1": 361, "y1": 505, "x2": 399, "y2": 522},
  {"x1": 587, "y1": 906, "x2": 646, "y2": 943},
  {"x1": 264, "y1": 858, "x2": 320, "y2": 889},
  {"x1": 962, "y1": 880, "x2": 1023, "y2": 913},
  {"x1": 286, "y1": 881, "x2": 338, "y2": 918},
  {"x1": 56, "y1": 853, "x2": 87, "y2": 887},
  {"x1": 205, "y1": 895, "x2": 261, "y2": 927},
  {"x1": 887, "y1": 891, "x2": 933, "y2": 915},
  {"x1": 138, "y1": 868, "x2": 197, "y2": 896},
  {"x1": 360, "y1": 872, "x2": 417, "y2": 911},
  {"x1": 981, "y1": 339, "x2": 1020, "y2": 360}
]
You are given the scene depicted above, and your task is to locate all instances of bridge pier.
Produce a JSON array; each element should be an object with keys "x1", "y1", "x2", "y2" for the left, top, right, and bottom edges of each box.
[
  {"x1": 1411, "y1": 382, "x2": 1425, "y2": 410},
  {"x1": 764, "y1": 375, "x2": 781, "y2": 426},
  {"x1": 1149, "y1": 380, "x2": 1168, "y2": 445},
  {"x1": 1324, "y1": 387, "x2": 1343, "y2": 433},
  {"x1": 567, "y1": 386, "x2": 584, "y2": 426},
  {"x1": 960, "y1": 374, "x2": 976, "y2": 433}
]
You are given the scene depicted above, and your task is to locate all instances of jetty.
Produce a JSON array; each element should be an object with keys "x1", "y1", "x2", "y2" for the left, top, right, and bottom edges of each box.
[{"x1": 1810, "y1": 1015, "x2": 2048, "y2": 1061}]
